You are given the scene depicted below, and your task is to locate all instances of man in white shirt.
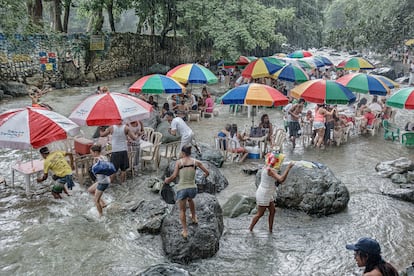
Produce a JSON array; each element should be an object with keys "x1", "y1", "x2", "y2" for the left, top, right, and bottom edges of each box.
[
  {"x1": 165, "y1": 111, "x2": 195, "y2": 152},
  {"x1": 368, "y1": 96, "x2": 383, "y2": 113}
]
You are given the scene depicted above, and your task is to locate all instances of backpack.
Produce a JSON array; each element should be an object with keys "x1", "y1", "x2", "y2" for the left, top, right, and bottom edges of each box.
[{"x1": 91, "y1": 160, "x2": 117, "y2": 176}]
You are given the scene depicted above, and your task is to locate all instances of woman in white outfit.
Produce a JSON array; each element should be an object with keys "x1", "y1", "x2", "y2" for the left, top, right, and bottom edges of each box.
[{"x1": 249, "y1": 152, "x2": 294, "y2": 232}]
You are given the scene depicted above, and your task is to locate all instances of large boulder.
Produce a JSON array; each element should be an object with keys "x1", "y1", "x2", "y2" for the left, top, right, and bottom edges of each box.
[
  {"x1": 222, "y1": 193, "x2": 256, "y2": 218},
  {"x1": 165, "y1": 160, "x2": 228, "y2": 194},
  {"x1": 375, "y1": 157, "x2": 414, "y2": 178},
  {"x1": 61, "y1": 60, "x2": 84, "y2": 85},
  {"x1": 0, "y1": 81, "x2": 28, "y2": 98},
  {"x1": 371, "y1": 67, "x2": 396, "y2": 80},
  {"x1": 156, "y1": 120, "x2": 181, "y2": 143},
  {"x1": 138, "y1": 264, "x2": 192, "y2": 276},
  {"x1": 143, "y1": 111, "x2": 160, "y2": 130},
  {"x1": 160, "y1": 193, "x2": 223, "y2": 264},
  {"x1": 255, "y1": 161, "x2": 350, "y2": 215},
  {"x1": 382, "y1": 188, "x2": 414, "y2": 203},
  {"x1": 25, "y1": 74, "x2": 44, "y2": 87},
  {"x1": 192, "y1": 142, "x2": 225, "y2": 168},
  {"x1": 132, "y1": 198, "x2": 169, "y2": 234}
]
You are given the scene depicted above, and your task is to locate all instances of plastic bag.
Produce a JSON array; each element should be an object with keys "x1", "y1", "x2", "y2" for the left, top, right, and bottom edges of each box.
[
  {"x1": 161, "y1": 183, "x2": 176, "y2": 204},
  {"x1": 91, "y1": 160, "x2": 117, "y2": 176}
]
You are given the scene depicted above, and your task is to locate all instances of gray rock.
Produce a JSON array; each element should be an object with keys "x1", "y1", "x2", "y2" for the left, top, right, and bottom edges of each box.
[
  {"x1": 25, "y1": 74, "x2": 44, "y2": 87},
  {"x1": 404, "y1": 263, "x2": 414, "y2": 276},
  {"x1": 165, "y1": 160, "x2": 228, "y2": 194},
  {"x1": 192, "y1": 142, "x2": 224, "y2": 168},
  {"x1": 255, "y1": 161, "x2": 350, "y2": 215},
  {"x1": 391, "y1": 173, "x2": 408, "y2": 184},
  {"x1": 382, "y1": 188, "x2": 414, "y2": 203},
  {"x1": 156, "y1": 121, "x2": 181, "y2": 144},
  {"x1": 407, "y1": 171, "x2": 414, "y2": 183},
  {"x1": 371, "y1": 67, "x2": 396, "y2": 80},
  {"x1": 143, "y1": 111, "x2": 160, "y2": 130},
  {"x1": 375, "y1": 157, "x2": 414, "y2": 178},
  {"x1": 61, "y1": 61, "x2": 84, "y2": 85},
  {"x1": 222, "y1": 193, "x2": 256, "y2": 218},
  {"x1": 145, "y1": 177, "x2": 164, "y2": 193},
  {"x1": 160, "y1": 193, "x2": 223, "y2": 264},
  {"x1": 148, "y1": 63, "x2": 171, "y2": 74},
  {"x1": 138, "y1": 263, "x2": 192, "y2": 276},
  {"x1": 133, "y1": 199, "x2": 169, "y2": 234},
  {"x1": 0, "y1": 81, "x2": 27, "y2": 97}
]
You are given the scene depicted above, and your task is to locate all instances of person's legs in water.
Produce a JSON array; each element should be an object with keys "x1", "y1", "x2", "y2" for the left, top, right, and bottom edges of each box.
[
  {"x1": 52, "y1": 183, "x2": 64, "y2": 199},
  {"x1": 52, "y1": 191, "x2": 62, "y2": 199},
  {"x1": 268, "y1": 201, "x2": 276, "y2": 232},
  {"x1": 249, "y1": 205, "x2": 267, "y2": 231},
  {"x1": 178, "y1": 199, "x2": 188, "y2": 238},
  {"x1": 94, "y1": 189, "x2": 105, "y2": 217},
  {"x1": 188, "y1": 198, "x2": 198, "y2": 224},
  {"x1": 89, "y1": 182, "x2": 106, "y2": 208}
]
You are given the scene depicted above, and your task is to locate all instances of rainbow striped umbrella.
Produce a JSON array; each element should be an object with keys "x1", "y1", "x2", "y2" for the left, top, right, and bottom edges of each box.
[
  {"x1": 371, "y1": 75, "x2": 399, "y2": 89},
  {"x1": 336, "y1": 57, "x2": 375, "y2": 70},
  {"x1": 291, "y1": 79, "x2": 356, "y2": 105},
  {"x1": 221, "y1": 83, "x2": 288, "y2": 106},
  {"x1": 336, "y1": 73, "x2": 389, "y2": 96},
  {"x1": 288, "y1": 50, "x2": 313, "y2": 58},
  {"x1": 235, "y1": 55, "x2": 258, "y2": 65},
  {"x1": 129, "y1": 74, "x2": 185, "y2": 94},
  {"x1": 272, "y1": 64, "x2": 309, "y2": 83},
  {"x1": 386, "y1": 87, "x2": 414, "y2": 109},
  {"x1": 241, "y1": 57, "x2": 285, "y2": 79},
  {"x1": 167, "y1": 63, "x2": 218, "y2": 84},
  {"x1": 221, "y1": 83, "x2": 288, "y2": 125}
]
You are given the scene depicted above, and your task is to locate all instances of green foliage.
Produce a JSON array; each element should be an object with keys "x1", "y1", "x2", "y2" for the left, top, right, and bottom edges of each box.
[{"x1": 324, "y1": 0, "x2": 414, "y2": 52}]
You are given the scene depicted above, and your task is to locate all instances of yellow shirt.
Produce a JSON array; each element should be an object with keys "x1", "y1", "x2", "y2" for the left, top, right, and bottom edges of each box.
[{"x1": 43, "y1": 151, "x2": 72, "y2": 177}]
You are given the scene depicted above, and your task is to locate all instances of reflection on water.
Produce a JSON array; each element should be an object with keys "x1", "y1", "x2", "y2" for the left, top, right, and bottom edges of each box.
[{"x1": 0, "y1": 78, "x2": 414, "y2": 275}]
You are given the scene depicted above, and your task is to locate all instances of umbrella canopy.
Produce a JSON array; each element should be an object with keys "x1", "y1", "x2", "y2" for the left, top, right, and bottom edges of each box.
[
  {"x1": 0, "y1": 106, "x2": 80, "y2": 149},
  {"x1": 370, "y1": 75, "x2": 399, "y2": 89},
  {"x1": 167, "y1": 63, "x2": 218, "y2": 84},
  {"x1": 281, "y1": 57, "x2": 314, "y2": 69},
  {"x1": 128, "y1": 74, "x2": 185, "y2": 94},
  {"x1": 336, "y1": 73, "x2": 390, "y2": 96},
  {"x1": 301, "y1": 57, "x2": 325, "y2": 68},
  {"x1": 221, "y1": 83, "x2": 288, "y2": 107},
  {"x1": 288, "y1": 50, "x2": 313, "y2": 58},
  {"x1": 291, "y1": 79, "x2": 356, "y2": 105},
  {"x1": 235, "y1": 56, "x2": 257, "y2": 65},
  {"x1": 69, "y1": 92, "x2": 153, "y2": 126},
  {"x1": 272, "y1": 64, "x2": 309, "y2": 83},
  {"x1": 241, "y1": 57, "x2": 285, "y2": 79},
  {"x1": 313, "y1": 56, "x2": 334, "y2": 66},
  {"x1": 336, "y1": 57, "x2": 375, "y2": 70},
  {"x1": 386, "y1": 87, "x2": 414, "y2": 109}
]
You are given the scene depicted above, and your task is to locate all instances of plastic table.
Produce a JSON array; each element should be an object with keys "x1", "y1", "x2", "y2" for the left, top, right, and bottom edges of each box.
[{"x1": 11, "y1": 159, "x2": 44, "y2": 196}]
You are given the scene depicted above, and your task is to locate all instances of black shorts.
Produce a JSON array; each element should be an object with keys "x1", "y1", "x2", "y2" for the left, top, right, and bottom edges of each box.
[
  {"x1": 110, "y1": 151, "x2": 129, "y2": 171},
  {"x1": 289, "y1": 121, "x2": 301, "y2": 137}
]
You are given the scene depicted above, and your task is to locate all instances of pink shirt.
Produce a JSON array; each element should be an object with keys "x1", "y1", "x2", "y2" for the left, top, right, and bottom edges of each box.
[
  {"x1": 205, "y1": 97, "x2": 214, "y2": 113},
  {"x1": 314, "y1": 107, "x2": 325, "y2": 123}
]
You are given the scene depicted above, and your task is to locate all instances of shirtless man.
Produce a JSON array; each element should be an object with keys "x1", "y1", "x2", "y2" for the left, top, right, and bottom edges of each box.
[{"x1": 288, "y1": 98, "x2": 305, "y2": 149}]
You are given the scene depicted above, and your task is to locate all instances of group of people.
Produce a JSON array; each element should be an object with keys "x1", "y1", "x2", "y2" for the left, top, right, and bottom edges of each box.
[{"x1": 162, "y1": 86, "x2": 214, "y2": 121}]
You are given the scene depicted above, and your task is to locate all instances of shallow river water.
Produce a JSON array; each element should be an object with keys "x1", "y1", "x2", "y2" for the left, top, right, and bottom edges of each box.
[{"x1": 0, "y1": 77, "x2": 413, "y2": 276}]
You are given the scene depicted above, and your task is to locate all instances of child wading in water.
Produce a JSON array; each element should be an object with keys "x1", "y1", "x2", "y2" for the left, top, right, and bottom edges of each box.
[{"x1": 88, "y1": 144, "x2": 110, "y2": 217}]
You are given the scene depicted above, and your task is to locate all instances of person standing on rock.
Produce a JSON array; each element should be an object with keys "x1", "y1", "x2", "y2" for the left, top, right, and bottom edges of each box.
[
  {"x1": 249, "y1": 152, "x2": 294, "y2": 233},
  {"x1": 346, "y1": 237, "x2": 399, "y2": 276},
  {"x1": 164, "y1": 145, "x2": 209, "y2": 239}
]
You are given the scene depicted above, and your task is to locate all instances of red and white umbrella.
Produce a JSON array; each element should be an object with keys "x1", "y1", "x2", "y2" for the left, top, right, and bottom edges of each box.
[
  {"x1": 0, "y1": 106, "x2": 80, "y2": 149},
  {"x1": 69, "y1": 92, "x2": 153, "y2": 126}
]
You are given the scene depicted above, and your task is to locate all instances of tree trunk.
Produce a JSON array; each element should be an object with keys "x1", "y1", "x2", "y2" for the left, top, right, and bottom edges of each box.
[
  {"x1": 63, "y1": 0, "x2": 71, "y2": 33},
  {"x1": 29, "y1": 0, "x2": 43, "y2": 27},
  {"x1": 107, "y1": 0, "x2": 116, "y2": 32},
  {"x1": 53, "y1": 0, "x2": 63, "y2": 32}
]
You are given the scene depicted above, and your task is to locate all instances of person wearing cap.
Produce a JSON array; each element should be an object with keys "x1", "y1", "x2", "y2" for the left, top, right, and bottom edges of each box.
[
  {"x1": 346, "y1": 237, "x2": 398, "y2": 275},
  {"x1": 164, "y1": 111, "x2": 195, "y2": 152},
  {"x1": 37, "y1": 146, "x2": 75, "y2": 199},
  {"x1": 249, "y1": 152, "x2": 294, "y2": 233}
]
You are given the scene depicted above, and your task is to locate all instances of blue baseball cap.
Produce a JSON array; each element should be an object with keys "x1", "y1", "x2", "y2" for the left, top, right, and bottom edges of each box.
[{"x1": 346, "y1": 237, "x2": 381, "y2": 255}]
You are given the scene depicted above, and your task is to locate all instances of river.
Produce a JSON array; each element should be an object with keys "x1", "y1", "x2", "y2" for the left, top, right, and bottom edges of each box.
[{"x1": 0, "y1": 77, "x2": 413, "y2": 276}]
